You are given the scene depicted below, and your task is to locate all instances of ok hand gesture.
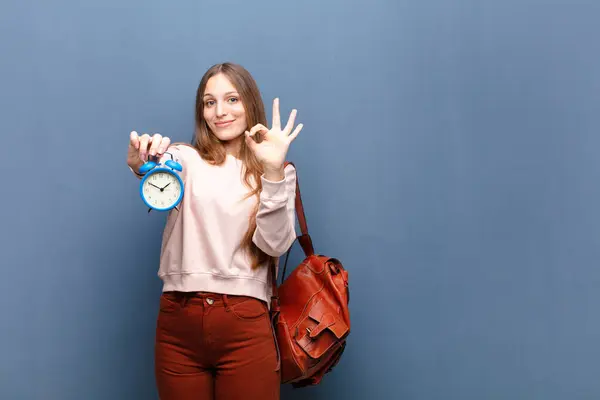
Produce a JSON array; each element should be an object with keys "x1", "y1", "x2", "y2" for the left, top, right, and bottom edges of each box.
[{"x1": 245, "y1": 98, "x2": 303, "y2": 179}]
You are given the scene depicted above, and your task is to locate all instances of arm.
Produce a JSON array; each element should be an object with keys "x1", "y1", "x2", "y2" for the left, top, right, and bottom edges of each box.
[{"x1": 252, "y1": 163, "x2": 297, "y2": 257}]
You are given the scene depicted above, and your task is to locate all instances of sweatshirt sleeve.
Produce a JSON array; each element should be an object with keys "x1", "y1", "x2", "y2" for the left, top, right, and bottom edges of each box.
[{"x1": 252, "y1": 163, "x2": 298, "y2": 257}]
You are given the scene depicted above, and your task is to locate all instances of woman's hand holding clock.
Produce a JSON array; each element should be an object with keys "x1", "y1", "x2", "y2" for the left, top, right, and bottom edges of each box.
[{"x1": 127, "y1": 131, "x2": 171, "y2": 173}]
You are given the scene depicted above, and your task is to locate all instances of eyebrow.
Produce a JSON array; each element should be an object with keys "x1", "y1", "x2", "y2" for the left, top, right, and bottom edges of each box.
[{"x1": 203, "y1": 91, "x2": 239, "y2": 98}]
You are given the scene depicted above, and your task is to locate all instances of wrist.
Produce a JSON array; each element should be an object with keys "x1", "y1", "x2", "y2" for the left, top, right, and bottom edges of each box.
[
  {"x1": 128, "y1": 160, "x2": 145, "y2": 175},
  {"x1": 263, "y1": 166, "x2": 285, "y2": 182}
]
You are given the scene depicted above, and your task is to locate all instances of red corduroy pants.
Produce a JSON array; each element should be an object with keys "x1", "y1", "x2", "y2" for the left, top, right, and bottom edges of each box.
[{"x1": 154, "y1": 291, "x2": 280, "y2": 400}]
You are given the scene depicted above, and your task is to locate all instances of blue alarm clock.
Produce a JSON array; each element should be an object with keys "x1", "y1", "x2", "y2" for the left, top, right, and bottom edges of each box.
[{"x1": 139, "y1": 153, "x2": 184, "y2": 212}]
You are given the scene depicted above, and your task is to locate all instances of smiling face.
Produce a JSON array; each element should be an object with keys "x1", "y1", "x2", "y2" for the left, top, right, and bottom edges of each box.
[
  {"x1": 202, "y1": 73, "x2": 248, "y2": 151},
  {"x1": 194, "y1": 63, "x2": 267, "y2": 160}
]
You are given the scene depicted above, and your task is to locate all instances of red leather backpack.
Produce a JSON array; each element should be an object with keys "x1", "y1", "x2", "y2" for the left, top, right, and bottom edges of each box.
[{"x1": 269, "y1": 162, "x2": 351, "y2": 388}]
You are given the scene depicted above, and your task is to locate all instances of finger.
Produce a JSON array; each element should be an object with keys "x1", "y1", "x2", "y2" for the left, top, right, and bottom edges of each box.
[
  {"x1": 272, "y1": 98, "x2": 281, "y2": 130},
  {"x1": 249, "y1": 124, "x2": 268, "y2": 135},
  {"x1": 129, "y1": 131, "x2": 140, "y2": 150},
  {"x1": 139, "y1": 133, "x2": 151, "y2": 160},
  {"x1": 148, "y1": 133, "x2": 163, "y2": 156},
  {"x1": 157, "y1": 136, "x2": 171, "y2": 156},
  {"x1": 245, "y1": 130, "x2": 258, "y2": 151},
  {"x1": 249, "y1": 124, "x2": 268, "y2": 140},
  {"x1": 288, "y1": 123, "x2": 303, "y2": 142},
  {"x1": 283, "y1": 109, "x2": 297, "y2": 134}
]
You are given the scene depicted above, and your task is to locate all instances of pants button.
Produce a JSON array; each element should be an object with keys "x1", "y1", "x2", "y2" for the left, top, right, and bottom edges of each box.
[{"x1": 206, "y1": 298, "x2": 214, "y2": 305}]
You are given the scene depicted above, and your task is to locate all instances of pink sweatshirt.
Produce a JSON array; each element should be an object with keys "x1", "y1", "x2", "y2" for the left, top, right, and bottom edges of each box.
[{"x1": 132, "y1": 144, "x2": 297, "y2": 304}]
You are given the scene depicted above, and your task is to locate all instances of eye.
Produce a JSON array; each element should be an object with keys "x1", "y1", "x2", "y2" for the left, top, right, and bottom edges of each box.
[
  {"x1": 205, "y1": 100, "x2": 215, "y2": 107},
  {"x1": 227, "y1": 97, "x2": 239, "y2": 103}
]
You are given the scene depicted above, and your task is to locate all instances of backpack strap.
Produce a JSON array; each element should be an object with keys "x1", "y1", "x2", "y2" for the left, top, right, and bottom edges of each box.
[
  {"x1": 284, "y1": 161, "x2": 314, "y2": 257},
  {"x1": 270, "y1": 161, "x2": 314, "y2": 310}
]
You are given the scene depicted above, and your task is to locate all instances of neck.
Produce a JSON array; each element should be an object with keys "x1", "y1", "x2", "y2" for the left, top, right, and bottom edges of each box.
[{"x1": 224, "y1": 135, "x2": 243, "y2": 158}]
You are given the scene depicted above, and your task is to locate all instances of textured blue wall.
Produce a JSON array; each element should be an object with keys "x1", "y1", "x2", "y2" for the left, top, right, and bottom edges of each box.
[{"x1": 1, "y1": 0, "x2": 599, "y2": 399}]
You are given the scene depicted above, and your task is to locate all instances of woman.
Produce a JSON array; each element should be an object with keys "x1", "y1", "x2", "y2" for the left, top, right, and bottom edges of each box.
[{"x1": 126, "y1": 62, "x2": 302, "y2": 400}]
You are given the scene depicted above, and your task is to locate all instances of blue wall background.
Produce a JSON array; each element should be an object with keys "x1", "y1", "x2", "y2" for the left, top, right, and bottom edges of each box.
[{"x1": 1, "y1": 0, "x2": 600, "y2": 399}]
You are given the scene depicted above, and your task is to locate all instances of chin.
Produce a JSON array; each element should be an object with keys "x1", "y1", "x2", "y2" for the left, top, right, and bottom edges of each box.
[{"x1": 211, "y1": 124, "x2": 245, "y2": 142}]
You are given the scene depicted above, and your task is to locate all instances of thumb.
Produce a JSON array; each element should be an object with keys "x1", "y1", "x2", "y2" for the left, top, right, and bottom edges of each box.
[
  {"x1": 245, "y1": 130, "x2": 258, "y2": 152},
  {"x1": 129, "y1": 131, "x2": 140, "y2": 151}
]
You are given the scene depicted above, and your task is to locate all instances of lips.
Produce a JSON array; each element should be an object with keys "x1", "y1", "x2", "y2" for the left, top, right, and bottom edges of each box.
[{"x1": 214, "y1": 120, "x2": 234, "y2": 128}]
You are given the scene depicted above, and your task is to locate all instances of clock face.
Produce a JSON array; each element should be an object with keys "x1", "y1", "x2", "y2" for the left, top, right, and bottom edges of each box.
[{"x1": 141, "y1": 171, "x2": 183, "y2": 210}]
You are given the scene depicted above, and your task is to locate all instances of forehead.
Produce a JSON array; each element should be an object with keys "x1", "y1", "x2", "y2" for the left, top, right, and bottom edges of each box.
[{"x1": 204, "y1": 74, "x2": 237, "y2": 96}]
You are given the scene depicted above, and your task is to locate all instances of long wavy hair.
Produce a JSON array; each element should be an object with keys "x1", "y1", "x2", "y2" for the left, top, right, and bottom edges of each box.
[{"x1": 189, "y1": 62, "x2": 274, "y2": 270}]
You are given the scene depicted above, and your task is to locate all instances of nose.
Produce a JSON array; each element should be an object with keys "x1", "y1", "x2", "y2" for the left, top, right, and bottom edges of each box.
[{"x1": 215, "y1": 101, "x2": 226, "y2": 117}]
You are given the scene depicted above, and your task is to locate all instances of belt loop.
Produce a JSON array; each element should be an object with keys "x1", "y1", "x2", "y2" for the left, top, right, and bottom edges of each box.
[
  {"x1": 181, "y1": 293, "x2": 190, "y2": 308},
  {"x1": 223, "y1": 294, "x2": 230, "y2": 311}
]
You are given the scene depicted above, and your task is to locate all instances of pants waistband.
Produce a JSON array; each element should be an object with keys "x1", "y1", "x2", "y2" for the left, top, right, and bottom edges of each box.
[{"x1": 162, "y1": 291, "x2": 265, "y2": 308}]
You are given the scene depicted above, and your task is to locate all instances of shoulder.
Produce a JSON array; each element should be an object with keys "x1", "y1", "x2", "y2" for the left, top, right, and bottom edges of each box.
[
  {"x1": 162, "y1": 143, "x2": 200, "y2": 165},
  {"x1": 169, "y1": 143, "x2": 198, "y2": 156}
]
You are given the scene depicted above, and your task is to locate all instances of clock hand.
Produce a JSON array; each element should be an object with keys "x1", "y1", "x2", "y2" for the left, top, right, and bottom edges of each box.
[
  {"x1": 161, "y1": 183, "x2": 171, "y2": 190},
  {"x1": 149, "y1": 183, "x2": 162, "y2": 190}
]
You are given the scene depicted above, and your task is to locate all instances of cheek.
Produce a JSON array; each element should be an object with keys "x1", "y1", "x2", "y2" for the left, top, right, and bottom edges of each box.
[
  {"x1": 235, "y1": 110, "x2": 247, "y2": 127},
  {"x1": 203, "y1": 108, "x2": 212, "y2": 122},
  {"x1": 233, "y1": 104, "x2": 246, "y2": 118},
  {"x1": 234, "y1": 108, "x2": 247, "y2": 129}
]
